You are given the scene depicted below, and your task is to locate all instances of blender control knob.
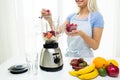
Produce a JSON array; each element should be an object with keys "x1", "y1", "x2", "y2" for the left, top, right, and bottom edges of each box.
[{"x1": 54, "y1": 57, "x2": 60, "y2": 64}]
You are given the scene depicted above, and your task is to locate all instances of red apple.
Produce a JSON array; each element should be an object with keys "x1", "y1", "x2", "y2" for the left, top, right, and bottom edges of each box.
[{"x1": 106, "y1": 63, "x2": 119, "y2": 77}]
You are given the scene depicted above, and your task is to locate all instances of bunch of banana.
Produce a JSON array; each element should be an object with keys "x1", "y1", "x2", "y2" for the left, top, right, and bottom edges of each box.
[
  {"x1": 69, "y1": 63, "x2": 99, "y2": 80},
  {"x1": 78, "y1": 68, "x2": 98, "y2": 80}
]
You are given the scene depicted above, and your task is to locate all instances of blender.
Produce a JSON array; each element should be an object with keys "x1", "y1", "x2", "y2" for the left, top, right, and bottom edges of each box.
[{"x1": 39, "y1": 17, "x2": 63, "y2": 72}]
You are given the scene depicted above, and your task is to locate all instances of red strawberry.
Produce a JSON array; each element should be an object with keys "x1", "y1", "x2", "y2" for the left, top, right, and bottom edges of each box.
[
  {"x1": 66, "y1": 26, "x2": 71, "y2": 32},
  {"x1": 66, "y1": 25, "x2": 77, "y2": 32},
  {"x1": 66, "y1": 23, "x2": 70, "y2": 27},
  {"x1": 46, "y1": 9, "x2": 50, "y2": 13},
  {"x1": 74, "y1": 24, "x2": 77, "y2": 26},
  {"x1": 47, "y1": 32, "x2": 52, "y2": 39},
  {"x1": 70, "y1": 23, "x2": 74, "y2": 26},
  {"x1": 49, "y1": 30, "x2": 55, "y2": 36},
  {"x1": 43, "y1": 32, "x2": 47, "y2": 37}
]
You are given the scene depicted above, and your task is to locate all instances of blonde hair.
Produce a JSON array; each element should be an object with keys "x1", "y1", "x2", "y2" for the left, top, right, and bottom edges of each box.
[{"x1": 87, "y1": 0, "x2": 98, "y2": 12}]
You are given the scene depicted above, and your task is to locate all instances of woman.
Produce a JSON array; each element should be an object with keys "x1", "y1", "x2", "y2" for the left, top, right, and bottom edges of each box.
[{"x1": 41, "y1": 0, "x2": 104, "y2": 57}]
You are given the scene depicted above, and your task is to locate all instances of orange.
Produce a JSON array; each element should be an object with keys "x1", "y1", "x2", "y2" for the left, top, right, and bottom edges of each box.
[
  {"x1": 107, "y1": 59, "x2": 119, "y2": 67},
  {"x1": 93, "y1": 57, "x2": 107, "y2": 69}
]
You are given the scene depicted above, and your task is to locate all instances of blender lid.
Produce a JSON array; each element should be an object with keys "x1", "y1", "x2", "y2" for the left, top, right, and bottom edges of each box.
[{"x1": 8, "y1": 64, "x2": 28, "y2": 74}]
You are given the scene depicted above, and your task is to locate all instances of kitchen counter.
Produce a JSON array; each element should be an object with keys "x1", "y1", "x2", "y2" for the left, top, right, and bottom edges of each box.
[{"x1": 0, "y1": 55, "x2": 120, "y2": 80}]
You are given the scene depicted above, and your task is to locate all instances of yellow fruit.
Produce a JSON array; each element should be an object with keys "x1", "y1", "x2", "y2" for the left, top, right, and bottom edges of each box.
[
  {"x1": 78, "y1": 68, "x2": 98, "y2": 80},
  {"x1": 69, "y1": 70, "x2": 79, "y2": 77},
  {"x1": 93, "y1": 57, "x2": 107, "y2": 69},
  {"x1": 69, "y1": 63, "x2": 95, "y2": 77},
  {"x1": 107, "y1": 59, "x2": 119, "y2": 67},
  {"x1": 77, "y1": 63, "x2": 95, "y2": 74}
]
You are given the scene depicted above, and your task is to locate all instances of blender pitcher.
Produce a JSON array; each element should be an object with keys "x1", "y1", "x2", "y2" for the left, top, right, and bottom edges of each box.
[
  {"x1": 39, "y1": 16, "x2": 63, "y2": 72},
  {"x1": 41, "y1": 16, "x2": 61, "y2": 43}
]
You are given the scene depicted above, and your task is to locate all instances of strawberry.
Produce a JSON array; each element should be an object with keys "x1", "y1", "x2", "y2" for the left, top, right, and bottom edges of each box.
[
  {"x1": 49, "y1": 30, "x2": 55, "y2": 36},
  {"x1": 70, "y1": 23, "x2": 74, "y2": 26},
  {"x1": 43, "y1": 32, "x2": 47, "y2": 37},
  {"x1": 66, "y1": 23, "x2": 77, "y2": 32},
  {"x1": 46, "y1": 9, "x2": 50, "y2": 13},
  {"x1": 74, "y1": 24, "x2": 77, "y2": 26},
  {"x1": 47, "y1": 32, "x2": 52, "y2": 39},
  {"x1": 66, "y1": 23, "x2": 70, "y2": 27}
]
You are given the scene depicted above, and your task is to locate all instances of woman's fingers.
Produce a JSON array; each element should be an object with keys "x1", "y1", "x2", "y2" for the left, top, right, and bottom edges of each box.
[
  {"x1": 41, "y1": 8, "x2": 51, "y2": 16},
  {"x1": 41, "y1": 10, "x2": 47, "y2": 16},
  {"x1": 67, "y1": 30, "x2": 79, "y2": 36}
]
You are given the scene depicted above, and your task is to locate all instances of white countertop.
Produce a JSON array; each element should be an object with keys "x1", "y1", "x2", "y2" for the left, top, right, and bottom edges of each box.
[{"x1": 0, "y1": 55, "x2": 120, "y2": 80}]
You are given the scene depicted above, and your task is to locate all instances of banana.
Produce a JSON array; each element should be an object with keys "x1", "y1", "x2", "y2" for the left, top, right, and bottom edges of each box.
[
  {"x1": 76, "y1": 63, "x2": 95, "y2": 75},
  {"x1": 69, "y1": 70, "x2": 79, "y2": 77},
  {"x1": 69, "y1": 63, "x2": 95, "y2": 77},
  {"x1": 78, "y1": 68, "x2": 99, "y2": 80}
]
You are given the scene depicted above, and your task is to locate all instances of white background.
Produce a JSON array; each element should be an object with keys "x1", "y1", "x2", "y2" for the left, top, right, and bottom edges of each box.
[{"x1": 0, "y1": 0, "x2": 120, "y2": 64}]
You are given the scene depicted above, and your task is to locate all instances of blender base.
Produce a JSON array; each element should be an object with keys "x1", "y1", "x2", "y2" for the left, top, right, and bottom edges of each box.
[{"x1": 40, "y1": 64, "x2": 63, "y2": 72}]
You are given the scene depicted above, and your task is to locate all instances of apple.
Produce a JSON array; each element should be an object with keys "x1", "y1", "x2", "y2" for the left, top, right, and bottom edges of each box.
[{"x1": 106, "y1": 63, "x2": 119, "y2": 77}]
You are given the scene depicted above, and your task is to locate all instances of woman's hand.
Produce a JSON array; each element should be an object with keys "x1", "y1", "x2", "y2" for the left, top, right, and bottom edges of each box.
[
  {"x1": 41, "y1": 8, "x2": 51, "y2": 18},
  {"x1": 41, "y1": 8, "x2": 53, "y2": 29},
  {"x1": 66, "y1": 30, "x2": 83, "y2": 36},
  {"x1": 67, "y1": 28, "x2": 103, "y2": 50}
]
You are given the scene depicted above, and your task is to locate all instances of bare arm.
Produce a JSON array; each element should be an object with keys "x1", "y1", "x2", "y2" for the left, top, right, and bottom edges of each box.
[
  {"x1": 41, "y1": 9, "x2": 54, "y2": 30},
  {"x1": 41, "y1": 9, "x2": 71, "y2": 34},
  {"x1": 70, "y1": 27, "x2": 103, "y2": 50},
  {"x1": 58, "y1": 20, "x2": 69, "y2": 33}
]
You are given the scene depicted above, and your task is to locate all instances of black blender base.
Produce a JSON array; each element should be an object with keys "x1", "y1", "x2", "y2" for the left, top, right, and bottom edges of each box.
[{"x1": 40, "y1": 64, "x2": 63, "y2": 72}]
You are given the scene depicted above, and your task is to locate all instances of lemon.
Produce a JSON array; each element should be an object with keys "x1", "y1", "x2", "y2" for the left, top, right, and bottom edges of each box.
[{"x1": 107, "y1": 59, "x2": 119, "y2": 67}]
